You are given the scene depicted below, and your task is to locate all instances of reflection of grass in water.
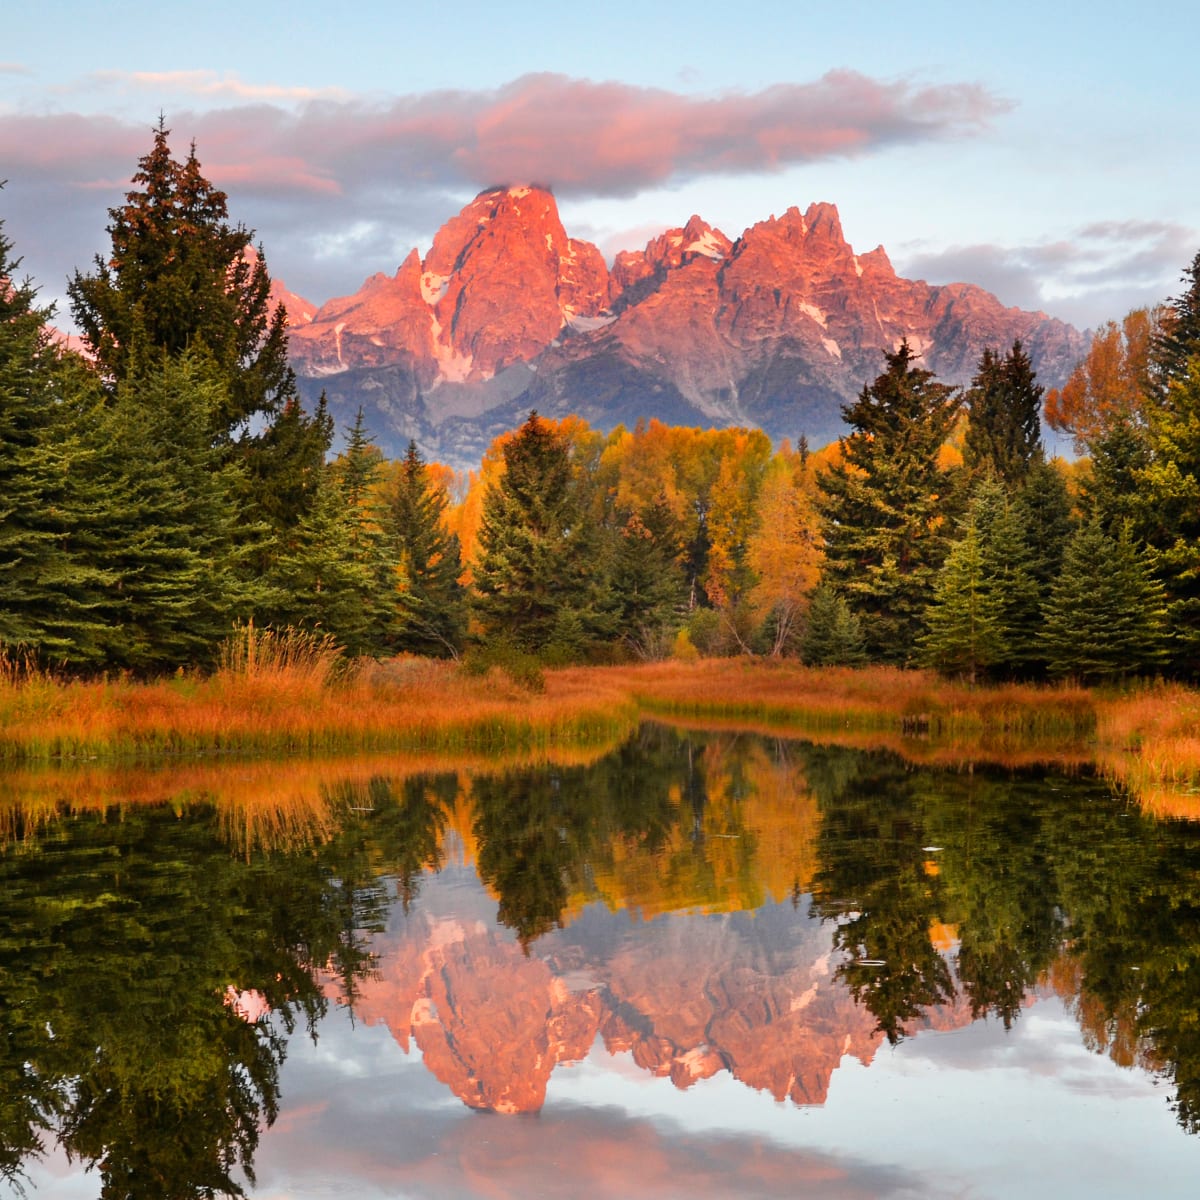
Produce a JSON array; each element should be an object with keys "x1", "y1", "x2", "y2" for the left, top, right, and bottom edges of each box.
[
  {"x1": 617, "y1": 660, "x2": 1097, "y2": 738},
  {"x1": 1093, "y1": 683, "x2": 1200, "y2": 818},
  {"x1": 614, "y1": 662, "x2": 1200, "y2": 817},
  {"x1": 0, "y1": 741, "x2": 625, "y2": 855}
]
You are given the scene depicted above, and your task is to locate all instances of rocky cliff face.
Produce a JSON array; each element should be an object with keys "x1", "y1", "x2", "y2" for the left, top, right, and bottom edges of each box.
[{"x1": 281, "y1": 189, "x2": 1087, "y2": 468}]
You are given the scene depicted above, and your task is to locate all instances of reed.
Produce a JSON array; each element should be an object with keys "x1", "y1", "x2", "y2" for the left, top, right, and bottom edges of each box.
[{"x1": 604, "y1": 660, "x2": 1096, "y2": 741}]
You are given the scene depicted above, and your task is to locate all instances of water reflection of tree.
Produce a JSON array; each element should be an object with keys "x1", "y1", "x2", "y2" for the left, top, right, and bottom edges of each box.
[
  {"x1": 1051, "y1": 806, "x2": 1200, "y2": 1133},
  {"x1": 0, "y1": 802, "x2": 378, "y2": 1196},
  {"x1": 807, "y1": 749, "x2": 955, "y2": 1042},
  {"x1": 806, "y1": 742, "x2": 1200, "y2": 1136},
  {"x1": 920, "y1": 772, "x2": 1065, "y2": 1030},
  {"x1": 471, "y1": 724, "x2": 692, "y2": 947}
]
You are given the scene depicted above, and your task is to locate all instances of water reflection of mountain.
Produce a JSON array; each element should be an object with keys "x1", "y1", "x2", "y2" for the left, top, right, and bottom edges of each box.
[
  {"x1": 337, "y1": 879, "x2": 976, "y2": 1114},
  {"x1": 324, "y1": 727, "x2": 1200, "y2": 1128},
  {"x1": 3, "y1": 722, "x2": 1200, "y2": 1197}
]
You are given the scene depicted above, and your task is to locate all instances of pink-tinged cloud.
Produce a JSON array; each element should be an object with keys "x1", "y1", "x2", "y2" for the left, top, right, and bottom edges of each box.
[
  {"x1": 1, "y1": 70, "x2": 1008, "y2": 201},
  {"x1": 0, "y1": 62, "x2": 30, "y2": 75},
  {"x1": 0, "y1": 69, "x2": 1014, "y2": 320}
]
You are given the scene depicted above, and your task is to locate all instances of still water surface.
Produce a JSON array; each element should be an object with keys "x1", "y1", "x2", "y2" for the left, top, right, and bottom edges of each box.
[{"x1": 3, "y1": 723, "x2": 1200, "y2": 1198}]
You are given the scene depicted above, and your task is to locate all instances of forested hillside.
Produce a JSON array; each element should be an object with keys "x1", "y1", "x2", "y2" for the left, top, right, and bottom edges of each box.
[{"x1": 3, "y1": 130, "x2": 1199, "y2": 682}]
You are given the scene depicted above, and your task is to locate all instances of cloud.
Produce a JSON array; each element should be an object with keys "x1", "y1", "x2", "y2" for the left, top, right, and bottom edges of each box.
[
  {"x1": 86, "y1": 69, "x2": 351, "y2": 104},
  {"x1": 0, "y1": 69, "x2": 1010, "y2": 314},
  {"x1": 897, "y1": 219, "x2": 1198, "y2": 329},
  {"x1": 0, "y1": 62, "x2": 30, "y2": 75}
]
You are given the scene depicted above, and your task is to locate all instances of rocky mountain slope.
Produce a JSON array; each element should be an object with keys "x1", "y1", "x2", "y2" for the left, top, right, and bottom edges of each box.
[{"x1": 282, "y1": 186, "x2": 1087, "y2": 469}]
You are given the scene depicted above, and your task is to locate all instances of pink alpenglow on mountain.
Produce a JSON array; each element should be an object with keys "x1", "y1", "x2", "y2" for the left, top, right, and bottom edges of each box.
[{"x1": 281, "y1": 187, "x2": 1087, "y2": 469}]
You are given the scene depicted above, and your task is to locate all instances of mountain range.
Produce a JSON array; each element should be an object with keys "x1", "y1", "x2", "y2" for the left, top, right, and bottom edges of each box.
[{"x1": 277, "y1": 186, "x2": 1088, "y2": 470}]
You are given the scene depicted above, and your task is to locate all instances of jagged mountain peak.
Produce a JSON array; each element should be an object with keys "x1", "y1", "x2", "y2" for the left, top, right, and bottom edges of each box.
[{"x1": 282, "y1": 190, "x2": 1088, "y2": 471}]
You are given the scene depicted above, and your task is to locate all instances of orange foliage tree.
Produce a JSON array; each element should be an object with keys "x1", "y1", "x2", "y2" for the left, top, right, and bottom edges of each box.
[{"x1": 1044, "y1": 307, "x2": 1165, "y2": 451}]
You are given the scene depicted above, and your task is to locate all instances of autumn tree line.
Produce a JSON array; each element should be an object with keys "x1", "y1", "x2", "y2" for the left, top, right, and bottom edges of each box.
[{"x1": 2, "y1": 127, "x2": 1200, "y2": 684}]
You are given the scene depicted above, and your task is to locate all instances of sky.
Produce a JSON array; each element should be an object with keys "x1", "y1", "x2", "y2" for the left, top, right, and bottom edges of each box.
[{"x1": 1, "y1": 0, "x2": 1197, "y2": 333}]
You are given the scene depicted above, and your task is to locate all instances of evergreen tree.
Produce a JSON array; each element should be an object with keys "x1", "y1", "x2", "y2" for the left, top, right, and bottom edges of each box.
[
  {"x1": 919, "y1": 514, "x2": 1008, "y2": 683},
  {"x1": 265, "y1": 411, "x2": 394, "y2": 657},
  {"x1": 963, "y1": 341, "x2": 1044, "y2": 488},
  {"x1": 1083, "y1": 416, "x2": 1152, "y2": 532},
  {"x1": 266, "y1": 464, "x2": 380, "y2": 657},
  {"x1": 0, "y1": 217, "x2": 113, "y2": 666},
  {"x1": 67, "y1": 122, "x2": 326, "y2": 529},
  {"x1": 382, "y1": 441, "x2": 467, "y2": 659},
  {"x1": 1040, "y1": 520, "x2": 1169, "y2": 682},
  {"x1": 89, "y1": 354, "x2": 259, "y2": 672},
  {"x1": 610, "y1": 496, "x2": 686, "y2": 660},
  {"x1": 970, "y1": 474, "x2": 1044, "y2": 677},
  {"x1": 800, "y1": 581, "x2": 867, "y2": 666},
  {"x1": 242, "y1": 393, "x2": 332, "y2": 535},
  {"x1": 1012, "y1": 458, "x2": 1075, "y2": 598},
  {"x1": 1152, "y1": 250, "x2": 1200, "y2": 390},
  {"x1": 472, "y1": 412, "x2": 615, "y2": 658},
  {"x1": 818, "y1": 341, "x2": 962, "y2": 662},
  {"x1": 1129, "y1": 356, "x2": 1200, "y2": 674}
]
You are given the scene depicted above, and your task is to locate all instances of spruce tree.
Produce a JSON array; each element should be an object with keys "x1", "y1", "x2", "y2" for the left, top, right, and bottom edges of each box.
[
  {"x1": 472, "y1": 412, "x2": 614, "y2": 657},
  {"x1": 266, "y1": 464, "x2": 380, "y2": 657},
  {"x1": 1152, "y1": 250, "x2": 1200, "y2": 390},
  {"x1": 1013, "y1": 458, "x2": 1075, "y2": 597},
  {"x1": 969, "y1": 474, "x2": 1044, "y2": 677},
  {"x1": 818, "y1": 341, "x2": 962, "y2": 662},
  {"x1": 1040, "y1": 520, "x2": 1169, "y2": 682},
  {"x1": 919, "y1": 514, "x2": 1008, "y2": 683},
  {"x1": 0, "y1": 217, "x2": 113, "y2": 666},
  {"x1": 67, "y1": 122, "x2": 326, "y2": 530},
  {"x1": 382, "y1": 441, "x2": 467, "y2": 659},
  {"x1": 610, "y1": 496, "x2": 686, "y2": 660},
  {"x1": 1083, "y1": 416, "x2": 1152, "y2": 532},
  {"x1": 800, "y1": 581, "x2": 867, "y2": 666},
  {"x1": 963, "y1": 341, "x2": 1044, "y2": 488},
  {"x1": 1129, "y1": 357, "x2": 1200, "y2": 675},
  {"x1": 89, "y1": 354, "x2": 259, "y2": 672}
]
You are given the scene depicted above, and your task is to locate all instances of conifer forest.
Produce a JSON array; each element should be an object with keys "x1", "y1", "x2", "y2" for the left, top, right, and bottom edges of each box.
[{"x1": 4, "y1": 127, "x2": 1200, "y2": 686}]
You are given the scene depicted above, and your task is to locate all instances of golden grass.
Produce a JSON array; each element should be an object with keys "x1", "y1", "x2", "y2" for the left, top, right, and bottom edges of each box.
[
  {"x1": 0, "y1": 630, "x2": 638, "y2": 764},
  {"x1": 1, "y1": 645, "x2": 1197, "y2": 817},
  {"x1": 600, "y1": 659, "x2": 1096, "y2": 740},
  {"x1": 1092, "y1": 682, "x2": 1200, "y2": 818},
  {"x1": 589, "y1": 660, "x2": 1198, "y2": 816}
]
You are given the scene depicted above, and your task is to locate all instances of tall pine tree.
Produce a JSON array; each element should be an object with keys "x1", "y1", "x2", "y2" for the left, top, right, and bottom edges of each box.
[
  {"x1": 963, "y1": 340, "x2": 1044, "y2": 488},
  {"x1": 90, "y1": 353, "x2": 260, "y2": 672},
  {"x1": 67, "y1": 121, "x2": 326, "y2": 531},
  {"x1": 1040, "y1": 520, "x2": 1168, "y2": 682},
  {"x1": 609, "y1": 496, "x2": 686, "y2": 660},
  {"x1": 0, "y1": 218, "x2": 113, "y2": 666},
  {"x1": 472, "y1": 412, "x2": 614, "y2": 658},
  {"x1": 818, "y1": 341, "x2": 962, "y2": 662},
  {"x1": 918, "y1": 515, "x2": 1007, "y2": 683},
  {"x1": 1152, "y1": 250, "x2": 1200, "y2": 391},
  {"x1": 382, "y1": 441, "x2": 467, "y2": 659}
]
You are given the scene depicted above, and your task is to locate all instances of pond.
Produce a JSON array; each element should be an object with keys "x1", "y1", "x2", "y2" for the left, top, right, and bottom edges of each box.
[{"x1": 2, "y1": 723, "x2": 1200, "y2": 1198}]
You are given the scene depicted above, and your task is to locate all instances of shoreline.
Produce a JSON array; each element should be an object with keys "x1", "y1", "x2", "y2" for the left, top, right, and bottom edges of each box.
[{"x1": 1, "y1": 658, "x2": 1196, "y2": 815}]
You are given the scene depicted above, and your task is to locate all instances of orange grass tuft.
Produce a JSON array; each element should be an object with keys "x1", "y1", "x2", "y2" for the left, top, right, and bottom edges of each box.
[{"x1": 0, "y1": 644, "x2": 638, "y2": 764}]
